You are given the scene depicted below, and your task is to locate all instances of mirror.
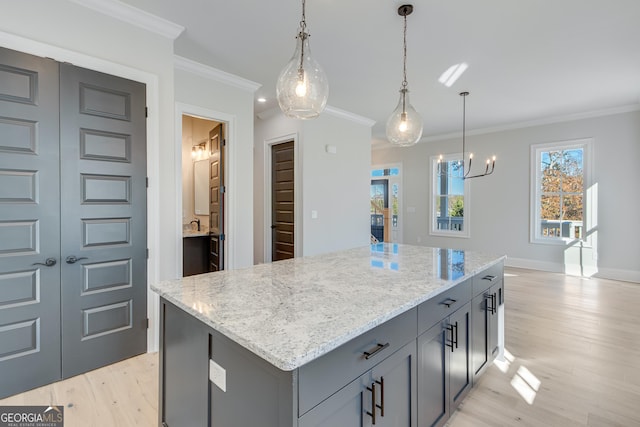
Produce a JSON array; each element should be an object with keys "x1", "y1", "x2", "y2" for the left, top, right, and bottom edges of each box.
[{"x1": 194, "y1": 159, "x2": 209, "y2": 215}]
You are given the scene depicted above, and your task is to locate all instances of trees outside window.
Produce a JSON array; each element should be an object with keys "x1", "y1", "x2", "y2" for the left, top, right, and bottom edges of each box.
[{"x1": 531, "y1": 139, "x2": 592, "y2": 243}]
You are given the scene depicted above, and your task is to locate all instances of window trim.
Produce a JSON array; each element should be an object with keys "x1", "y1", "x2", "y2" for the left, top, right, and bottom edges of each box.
[
  {"x1": 430, "y1": 153, "x2": 471, "y2": 238},
  {"x1": 530, "y1": 138, "x2": 593, "y2": 246}
]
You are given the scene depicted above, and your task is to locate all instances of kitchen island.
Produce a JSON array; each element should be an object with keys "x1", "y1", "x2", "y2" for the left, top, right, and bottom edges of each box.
[{"x1": 152, "y1": 244, "x2": 505, "y2": 427}]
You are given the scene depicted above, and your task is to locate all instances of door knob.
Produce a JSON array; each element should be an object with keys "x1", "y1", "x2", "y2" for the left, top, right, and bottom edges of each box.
[
  {"x1": 66, "y1": 255, "x2": 88, "y2": 264},
  {"x1": 32, "y1": 258, "x2": 57, "y2": 267}
]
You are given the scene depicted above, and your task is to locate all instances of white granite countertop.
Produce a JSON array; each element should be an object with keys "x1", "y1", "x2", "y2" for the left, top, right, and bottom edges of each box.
[{"x1": 152, "y1": 244, "x2": 505, "y2": 371}]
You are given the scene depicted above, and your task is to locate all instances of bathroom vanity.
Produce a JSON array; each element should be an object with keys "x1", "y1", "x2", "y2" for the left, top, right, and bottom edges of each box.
[{"x1": 152, "y1": 244, "x2": 505, "y2": 426}]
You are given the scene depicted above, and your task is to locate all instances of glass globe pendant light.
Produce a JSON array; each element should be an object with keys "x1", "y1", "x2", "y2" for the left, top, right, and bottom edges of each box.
[
  {"x1": 386, "y1": 4, "x2": 423, "y2": 146},
  {"x1": 276, "y1": 0, "x2": 329, "y2": 119}
]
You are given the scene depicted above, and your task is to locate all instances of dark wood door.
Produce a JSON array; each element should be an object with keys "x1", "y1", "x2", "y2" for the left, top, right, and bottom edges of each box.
[
  {"x1": 59, "y1": 63, "x2": 147, "y2": 378},
  {"x1": 271, "y1": 141, "x2": 294, "y2": 261},
  {"x1": 209, "y1": 124, "x2": 224, "y2": 271}
]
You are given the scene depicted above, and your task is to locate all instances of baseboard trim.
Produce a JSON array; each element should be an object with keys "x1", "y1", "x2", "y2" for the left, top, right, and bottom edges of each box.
[
  {"x1": 504, "y1": 257, "x2": 639, "y2": 284},
  {"x1": 594, "y1": 268, "x2": 640, "y2": 284}
]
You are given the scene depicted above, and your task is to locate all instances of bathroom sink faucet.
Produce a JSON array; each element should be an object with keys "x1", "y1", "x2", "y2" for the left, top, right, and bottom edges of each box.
[{"x1": 190, "y1": 218, "x2": 201, "y2": 231}]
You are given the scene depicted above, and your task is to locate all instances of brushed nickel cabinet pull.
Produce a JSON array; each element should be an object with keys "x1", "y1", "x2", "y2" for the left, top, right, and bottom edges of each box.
[{"x1": 364, "y1": 342, "x2": 390, "y2": 360}]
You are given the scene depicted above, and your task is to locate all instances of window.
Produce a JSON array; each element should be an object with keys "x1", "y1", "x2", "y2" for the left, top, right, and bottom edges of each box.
[
  {"x1": 531, "y1": 138, "x2": 592, "y2": 244},
  {"x1": 431, "y1": 154, "x2": 469, "y2": 238}
]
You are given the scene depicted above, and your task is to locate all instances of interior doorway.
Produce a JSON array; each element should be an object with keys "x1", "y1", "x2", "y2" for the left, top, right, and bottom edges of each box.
[
  {"x1": 370, "y1": 165, "x2": 403, "y2": 244},
  {"x1": 271, "y1": 141, "x2": 295, "y2": 261},
  {"x1": 181, "y1": 115, "x2": 225, "y2": 275}
]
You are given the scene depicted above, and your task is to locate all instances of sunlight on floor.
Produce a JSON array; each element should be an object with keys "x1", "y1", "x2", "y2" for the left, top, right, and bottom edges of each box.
[
  {"x1": 510, "y1": 363, "x2": 541, "y2": 405},
  {"x1": 496, "y1": 348, "x2": 542, "y2": 405}
]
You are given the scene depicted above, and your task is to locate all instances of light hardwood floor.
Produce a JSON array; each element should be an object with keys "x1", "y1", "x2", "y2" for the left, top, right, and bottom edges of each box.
[{"x1": 1, "y1": 268, "x2": 639, "y2": 427}]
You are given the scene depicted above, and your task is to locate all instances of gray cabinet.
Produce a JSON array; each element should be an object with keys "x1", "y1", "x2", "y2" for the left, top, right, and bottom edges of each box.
[
  {"x1": 299, "y1": 341, "x2": 416, "y2": 427},
  {"x1": 158, "y1": 262, "x2": 504, "y2": 427},
  {"x1": 183, "y1": 236, "x2": 210, "y2": 277},
  {"x1": 471, "y1": 262, "x2": 504, "y2": 381},
  {"x1": 417, "y1": 302, "x2": 472, "y2": 427},
  {"x1": 160, "y1": 301, "x2": 209, "y2": 427}
]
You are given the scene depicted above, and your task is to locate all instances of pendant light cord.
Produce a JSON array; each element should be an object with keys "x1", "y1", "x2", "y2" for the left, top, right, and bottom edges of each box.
[
  {"x1": 462, "y1": 92, "x2": 466, "y2": 161},
  {"x1": 298, "y1": 0, "x2": 308, "y2": 74},
  {"x1": 402, "y1": 12, "x2": 408, "y2": 90}
]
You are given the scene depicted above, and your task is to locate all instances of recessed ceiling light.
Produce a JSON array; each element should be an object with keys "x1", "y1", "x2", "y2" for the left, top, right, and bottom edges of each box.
[
  {"x1": 438, "y1": 63, "x2": 468, "y2": 87},
  {"x1": 257, "y1": 97, "x2": 266, "y2": 103}
]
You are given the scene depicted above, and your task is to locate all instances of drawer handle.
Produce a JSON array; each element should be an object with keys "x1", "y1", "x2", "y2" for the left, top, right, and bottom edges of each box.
[
  {"x1": 440, "y1": 298, "x2": 457, "y2": 308},
  {"x1": 366, "y1": 382, "x2": 377, "y2": 424},
  {"x1": 363, "y1": 342, "x2": 390, "y2": 360},
  {"x1": 482, "y1": 274, "x2": 497, "y2": 281}
]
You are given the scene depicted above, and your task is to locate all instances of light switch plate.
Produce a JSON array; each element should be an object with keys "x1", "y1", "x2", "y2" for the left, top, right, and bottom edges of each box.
[{"x1": 209, "y1": 359, "x2": 226, "y2": 392}]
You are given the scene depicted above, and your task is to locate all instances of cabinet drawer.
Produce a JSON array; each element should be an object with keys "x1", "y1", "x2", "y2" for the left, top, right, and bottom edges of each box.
[
  {"x1": 472, "y1": 261, "x2": 504, "y2": 296},
  {"x1": 298, "y1": 308, "x2": 417, "y2": 416},
  {"x1": 417, "y1": 278, "x2": 472, "y2": 335}
]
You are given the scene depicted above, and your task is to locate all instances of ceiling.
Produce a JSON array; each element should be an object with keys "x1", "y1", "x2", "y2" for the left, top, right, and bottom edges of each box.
[{"x1": 119, "y1": 0, "x2": 640, "y2": 145}]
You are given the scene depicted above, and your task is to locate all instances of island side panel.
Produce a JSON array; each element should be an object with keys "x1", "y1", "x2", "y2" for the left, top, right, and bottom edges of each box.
[
  {"x1": 159, "y1": 298, "x2": 297, "y2": 427},
  {"x1": 159, "y1": 299, "x2": 210, "y2": 427}
]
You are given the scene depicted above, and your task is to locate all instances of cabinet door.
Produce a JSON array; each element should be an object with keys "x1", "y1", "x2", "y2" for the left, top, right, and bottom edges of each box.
[
  {"x1": 488, "y1": 281, "x2": 504, "y2": 361},
  {"x1": 371, "y1": 341, "x2": 416, "y2": 427},
  {"x1": 448, "y1": 302, "x2": 471, "y2": 409},
  {"x1": 417, "y1": 322, "x2": 448, "y2": 427},
  {"x1": 472, "y1": 280, "x2": 505, "y2": 382},
  {"x1": 298, "y1": 372, "x2": 369, "y2": 427},
  {"x1": 471, "y1": 290, "x2": 490, "y2": 381}
]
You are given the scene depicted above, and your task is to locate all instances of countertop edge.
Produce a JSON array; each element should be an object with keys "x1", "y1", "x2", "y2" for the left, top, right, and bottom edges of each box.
[{"x1": 151, "y1": 254, "x2": 506, "y2": 371}]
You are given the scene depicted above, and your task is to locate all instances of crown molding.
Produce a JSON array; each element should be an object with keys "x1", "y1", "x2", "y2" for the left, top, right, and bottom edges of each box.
[
  {"x1": 371, "y1": 103, "x2": 640, "y2": 150},
  {"x1": 256, "y1": 105, "x2": 376, "y2": 127},
  {"x1": 68, "y1": 0, "x2": 184, "y2": 39},
  {"x1": 174, "y1": 55, "x2": 261, "y2": 93},
  {"x1": 420, "y1": 103, "x2": 640, "y2": 144},
  {"x1": 324, "y1": 106, "x2": 376, "y2": 127}
]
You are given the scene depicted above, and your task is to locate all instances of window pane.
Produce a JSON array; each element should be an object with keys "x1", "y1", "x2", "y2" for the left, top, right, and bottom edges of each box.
[
  {"x1": 563, "y1": 194, "x2": 583, "y2": 221},
  {"x1": 448, "y1": 176, "x2": 464, "y2": 196},
  {"x1": 448, "y1": 196, "x2": 464, "y2": 231},
  {"x1": 540, "y1": 195, "x2": 560, "y2": 220},
  {"x1": 541, "y1": 150, "x2": 561, "y2": 192}
]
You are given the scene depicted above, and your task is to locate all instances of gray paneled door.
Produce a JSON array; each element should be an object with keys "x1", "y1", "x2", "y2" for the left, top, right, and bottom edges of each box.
[
  {"x1": 0, "y1": 47, "x2": 147, "y2": 398},
  {"x1": 59, "y1": 64, "x2": 147, "y2": 378},
  {"x1": 0, "y1": 48, "x2": 62, "y2": 398}
]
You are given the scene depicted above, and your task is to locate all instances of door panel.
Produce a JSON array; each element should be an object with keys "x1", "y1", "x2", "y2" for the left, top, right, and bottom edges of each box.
[
  {"x1": 209, "y1": 124, "x2": 224, "y2": 271},
  {"x1": 0, "y1": 47, "x2": 61, "y2": 398},
  {"x1": 59, "y1": 64, "x2": 147, "y2": 378},
  {"x1": 271, "y1": 141, "x2": 295, "y2": 261}
]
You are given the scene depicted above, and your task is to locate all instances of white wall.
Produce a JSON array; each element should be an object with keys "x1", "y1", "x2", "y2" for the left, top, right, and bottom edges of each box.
[
  {"x1": 372, "y1": 110, "x2": 640, "y2": 282},
  {"x1": 174, "y1": 66, "x2": 257, "y2": 269},
  {"x1": 254, "y1": 109, "x2": 373, "y2": 262}
]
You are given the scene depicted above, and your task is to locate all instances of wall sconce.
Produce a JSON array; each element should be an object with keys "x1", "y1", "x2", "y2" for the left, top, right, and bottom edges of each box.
[{"x1": 191, "y1": 141, "x2": 207, "y2": 159}]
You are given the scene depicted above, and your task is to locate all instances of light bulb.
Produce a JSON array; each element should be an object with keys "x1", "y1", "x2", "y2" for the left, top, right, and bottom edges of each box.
[
  {"x1": 399, "y1": 112, "x2": 408, "y2": 132},
  {"x1": 295, "y1": 72, "x2": 307, "y2": 97}
]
